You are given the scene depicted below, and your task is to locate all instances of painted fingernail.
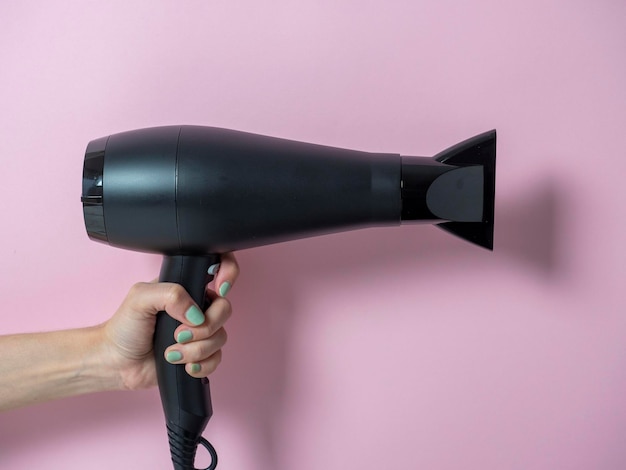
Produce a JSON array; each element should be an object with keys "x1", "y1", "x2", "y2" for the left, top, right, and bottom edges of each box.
[
  {"x1": 189, "y1": 363, "x2": 201, "y2": 374},
  {"x1": 219, "y1": 281, "x2": 231, "y2": 297},
  {"x1": 208, "y1": 263, "x2": 221, "y2": 275},
  {"x1": 185, "y1": 305, "x2": 205, "y2": 326},
  {"x1": 166, "y1": 351, "x2": 183, "y2": 363},
  {"x1": 177, "y1": 330, "x2": 193, "y2": 344}
]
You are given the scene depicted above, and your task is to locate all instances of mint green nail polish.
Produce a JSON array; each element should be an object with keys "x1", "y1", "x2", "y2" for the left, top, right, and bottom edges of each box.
[
  {"x1": 189, "y1": 363, "x2": 201, "y2": 374},
  {"x1": 166, "y1": 351, "x2": 183, "y2": 363},
  {"x1": 185, "y1": 305, "x2": 205, "y2": 326},
  {"x1": 177, "y1": 330, "x2": 193, "y2": 344},
  {"x1": 219, "y1": 281, "x2": 231, "y2": 297}
]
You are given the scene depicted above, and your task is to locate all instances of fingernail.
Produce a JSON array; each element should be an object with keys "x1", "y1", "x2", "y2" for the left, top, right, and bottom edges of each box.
[
  {"x1": 177, "y1": 330, "x2": 193, "y2": 344},
  {"x1": 219, "y1": 281, "x2": 231, "y2": 297},
  {"x1": 189, "y1": 363, "x2": 201, "y2": 374},
  {"x1": 208, "y1": 263, "x2": 221, "y2": 275},
  {"x1": 185, "y1": 305, "x2": 205, "y2": 326},
  {"x1": 166, "y1": 351, "x2": 183, "y2": 363}
]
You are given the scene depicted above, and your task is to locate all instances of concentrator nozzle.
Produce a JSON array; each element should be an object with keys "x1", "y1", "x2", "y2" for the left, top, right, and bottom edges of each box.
[{"x1": 401, "y1": 129, "x2": 496, "y2": 249}]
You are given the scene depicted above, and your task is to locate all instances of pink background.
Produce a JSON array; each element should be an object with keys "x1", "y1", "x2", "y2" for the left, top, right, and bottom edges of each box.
[{"x1": 1, "y1": 1, "x2": 625, "y2": 469}]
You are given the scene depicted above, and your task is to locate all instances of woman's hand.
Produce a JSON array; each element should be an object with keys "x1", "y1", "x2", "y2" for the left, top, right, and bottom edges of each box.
[
  {"x1": 0, "y1": 253, "x2": 239, "y2": 411},
  {"x1": 103, "y1": 253, "x2": 239, "y2": 390}
]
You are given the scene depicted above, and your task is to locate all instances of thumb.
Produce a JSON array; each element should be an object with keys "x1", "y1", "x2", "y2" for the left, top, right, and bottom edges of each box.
[{"x1": 127, "y1": 282, "x2": 206, "y2": 327}]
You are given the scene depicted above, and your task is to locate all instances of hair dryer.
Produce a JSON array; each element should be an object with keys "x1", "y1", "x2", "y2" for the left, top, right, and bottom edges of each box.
[{"x1": 81, "y1": 125, "x2": 496, "y2": 470}]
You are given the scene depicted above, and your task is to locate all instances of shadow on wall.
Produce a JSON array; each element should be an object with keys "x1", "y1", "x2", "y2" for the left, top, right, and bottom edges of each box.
[
  {"x1": 0, "y1": 177, "x2": 563, "y2": 468},
  {"x1": 495, "y1": 177, "x2": 562, "y2": 278}
]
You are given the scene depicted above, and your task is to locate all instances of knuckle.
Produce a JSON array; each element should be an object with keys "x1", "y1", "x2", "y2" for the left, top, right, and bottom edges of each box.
[
  {"x1": 211, "y1": 298, "x2": 233, "y2": 325},
  {"x1": 195, "y1": 341, "x2": 210, "y2": 359},
  {"x1": 205, "y1": 323, "x2": 227, "y2": 344},
  {"x1": 128, "y1": 282, "x2": 147, "y2": 297},
  {"x1": 204, "y1": 350, "x2": 223, "y2": 375},
  {"x1": 222, "y1": 299, "x2": 233, "y2": 318},
  {"x1": 212, "y1": 297, "x2": 231, "y2": 313},
  {"x1": 193, "y1": 329, "x2": 226, "y2": 361},
  {"x1": 165, "y1": 284, "x2": 186, "y2": 306}
]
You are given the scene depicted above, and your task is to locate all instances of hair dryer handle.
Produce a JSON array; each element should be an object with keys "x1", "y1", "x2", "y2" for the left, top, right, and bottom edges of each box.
[{"x1": 155, "y1": 254, "x2": 221, "y2": 470}]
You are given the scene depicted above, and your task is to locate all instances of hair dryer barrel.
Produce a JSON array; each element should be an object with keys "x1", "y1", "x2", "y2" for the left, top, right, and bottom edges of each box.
[
  {"x1": 83, "y1": 125, "x2": 401, "y2": 254},
  {"x1": 176, "y1": 126, "x2": 403, "y2": 253},
  {"x1": 82, "y1": 125, "x2": 496, "y2": 254}
]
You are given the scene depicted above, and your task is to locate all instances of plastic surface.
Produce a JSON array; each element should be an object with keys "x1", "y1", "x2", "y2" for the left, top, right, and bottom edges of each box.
[
  {"x1": 175, "y1": 126, "x2": 401, "y2": 253},
  {"x1": 82, "y1": 125, "x2": 496, "y2": 253},
  {"x1": 435, "y1": 130, "x2": 497, "y2": 249},
  {"x1": 155, "y1": 254, "x2": 220, "y2": 469}
]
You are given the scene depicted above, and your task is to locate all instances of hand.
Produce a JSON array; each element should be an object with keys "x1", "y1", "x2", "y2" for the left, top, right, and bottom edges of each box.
[{"x1": 102, "y1": 253, "x2": 239, "y2": 391}]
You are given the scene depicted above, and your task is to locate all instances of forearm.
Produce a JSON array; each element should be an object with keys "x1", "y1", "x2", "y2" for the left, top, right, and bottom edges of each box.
[{"x1": 0, "y1": 325, "x2": 122, "y2": 412}]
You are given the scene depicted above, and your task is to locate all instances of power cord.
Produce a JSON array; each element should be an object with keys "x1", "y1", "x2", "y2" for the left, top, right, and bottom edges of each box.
[{"x1": 198, "y1": 437, "x2": 218, "y2": 470}]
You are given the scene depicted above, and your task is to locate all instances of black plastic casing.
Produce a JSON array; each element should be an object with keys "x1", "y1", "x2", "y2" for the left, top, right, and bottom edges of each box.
[
  {"x1": 82, "y1": 125, "x2": 496, "y2": 254},
  {"x1": 82, "y1": 125, "x2": 402, "y2": 255}
]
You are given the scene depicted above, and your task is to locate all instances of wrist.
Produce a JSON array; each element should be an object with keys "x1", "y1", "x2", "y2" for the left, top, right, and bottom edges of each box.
[
  {"x1": 78, "y1": 324, "x2": 127, "y2": 393},
  {"x1": 0, "y1": 326, "x2": 124, "y2": 411}
]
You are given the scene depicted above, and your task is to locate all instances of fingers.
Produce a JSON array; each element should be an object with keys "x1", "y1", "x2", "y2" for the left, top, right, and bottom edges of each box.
[
  {"x1": 166, "y1": 330, "x2": 226, "y2": 377},
  {"x1": 176, "y1": 296, "x2": 232, "y2": 341},
  {"x1": 125, "y1": 251, "x2": 239, "y2": 379},
  {"x1": 210, "y1": 252, "x2": 240, "y2": 298},
  {"x1": 165, "y1": 296, "x2": 232, "y2": 378},
  {"x1": 124, "y1": 282, "x2": 205, "y2": 328},
  {"x1": 185, "y1": 350, "x2": 223, "y2": 378}
]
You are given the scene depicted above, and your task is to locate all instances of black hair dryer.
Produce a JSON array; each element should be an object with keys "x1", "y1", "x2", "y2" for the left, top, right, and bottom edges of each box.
[{"x1": 81, "y1": 125, "x2": 496, "y2": 470}]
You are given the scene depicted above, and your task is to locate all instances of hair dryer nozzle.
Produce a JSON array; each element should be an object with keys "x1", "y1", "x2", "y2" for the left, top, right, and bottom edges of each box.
[
  {"x1": 400, "y1": 129, "x2": 496, "y2": 250},
  {"x1": 435, "y1": 130, "x2": 496, "y2": 250}
]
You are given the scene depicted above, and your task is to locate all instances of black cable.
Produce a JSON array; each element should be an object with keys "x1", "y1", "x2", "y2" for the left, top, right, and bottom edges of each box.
[{"x1": 198, "y1": 437, "x2": 218, "y2": 470}]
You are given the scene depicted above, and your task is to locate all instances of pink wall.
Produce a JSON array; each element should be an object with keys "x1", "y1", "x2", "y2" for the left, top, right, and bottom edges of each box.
[{"x1": 1, "y1": 1, "x2": 625, "y2": 469}]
